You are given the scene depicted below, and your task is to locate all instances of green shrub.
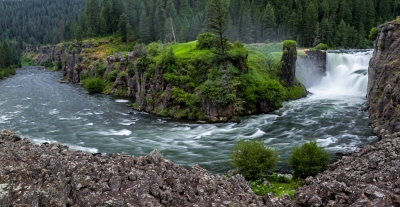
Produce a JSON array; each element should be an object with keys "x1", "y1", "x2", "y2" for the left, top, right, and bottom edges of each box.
[
  {"x1": 288, "y1": 140, "x2": 330, "y2": 179},
  {"x1": 94, "y1": 61, "x2": 106, "y2": 78},
  {"x1": 147, "y1": 42, "x2": 161, "y2": 56},
  {"x1": 82, "y1": 77, "x2": 105, "y2": 93},
  {"x1": 369, "y1": 27, "x2": 378, "y2": 40},
  {"x1": 230, "y1": 139, "x2": 279, "y2": 180},
  {"x1": 314, "y1": 43, "x2": 328, "y2": 50},
  {"x1": 0, "y1": 70, "x2": 4, "y2": 79},
  {"x1": 107, "y1": 70, "x2": 118, "y2": 82},
  {"x1": 136, "y1": 56, "x2": 152, "y2": 72},
  {"x1": 196, "y1": 32, "x2": 216, "y2": 50}
]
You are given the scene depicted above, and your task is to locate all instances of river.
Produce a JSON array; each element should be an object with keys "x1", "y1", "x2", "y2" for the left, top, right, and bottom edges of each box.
[{"x1": 0, "y1": 51, "x2": 378, "y2": 173}]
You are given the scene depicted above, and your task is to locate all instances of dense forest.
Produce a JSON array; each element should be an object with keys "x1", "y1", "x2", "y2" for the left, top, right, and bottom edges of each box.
[
  {"x1": 69, "y1": 0, "x2": 400, "y2": 48},
  {"x1": 0, "y1": 0, "x2": 85, "y2": 46},
  {"x1": 1, "y1": 0, "x2": 400, "y2": 50}
]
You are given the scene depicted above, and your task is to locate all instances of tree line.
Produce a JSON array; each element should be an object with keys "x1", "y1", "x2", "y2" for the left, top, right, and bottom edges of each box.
[
  {"x1": 0, "y1": 0, "x2": 399, "y2": 49},
  {"x1": 67, "y1": 0, "x2": 400, "y2": 48}
]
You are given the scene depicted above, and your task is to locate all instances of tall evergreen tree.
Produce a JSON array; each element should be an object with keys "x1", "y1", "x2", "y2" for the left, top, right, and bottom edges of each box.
[
  {"x1": 101, "y1": 0, "x2": 113, "y2": 34},
  {"x1": 262, "y1": 3, "x2": 277, "y2": 42},
  {"x1": 139, "y1": 5, "x2": 151, "y2": 43},
  {"x1": 118, "y1": 13, "x2": 128, "y2": 42},
  {"x1": 206, "y1": 0, "x2": 230, "y2": 55},
  {"x1": 86, "y1": 0, "x2": 99, "y2": 37},
  {"x1": 302, "y1": 1, "x2": 318, "y2": 47},
  {"x1": 111, "y1": 0, "x2": 123, "y2": 35},
  {"x1": 154, "y1": 0, "x2": 166, "y2": 41},
  {"x1": 239, "y1": 0, "x2": 253, "y2": 43}
]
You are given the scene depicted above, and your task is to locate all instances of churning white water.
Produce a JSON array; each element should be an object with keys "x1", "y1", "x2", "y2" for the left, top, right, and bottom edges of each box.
[{"x1": 309, "y1": 50, "x2": 373, "y2": 97}]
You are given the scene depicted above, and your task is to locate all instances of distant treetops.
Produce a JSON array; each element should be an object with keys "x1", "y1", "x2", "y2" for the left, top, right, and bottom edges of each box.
[{"x1": 1, "y1": 0, "x2": 399, "y2": 49}]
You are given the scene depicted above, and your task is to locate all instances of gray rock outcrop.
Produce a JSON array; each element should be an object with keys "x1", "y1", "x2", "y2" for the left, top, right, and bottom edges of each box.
[{"x1": 0, "y1": 130, "x2": 291, "y2": 206}]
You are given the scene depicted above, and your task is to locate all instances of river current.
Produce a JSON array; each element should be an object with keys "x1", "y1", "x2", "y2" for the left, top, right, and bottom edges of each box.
[{"x1": 0, "y1": 51, "x2": 378, "y2": 173}]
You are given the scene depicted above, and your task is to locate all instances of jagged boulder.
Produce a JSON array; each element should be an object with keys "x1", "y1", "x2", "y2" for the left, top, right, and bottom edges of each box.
[{"x1": 0, "y1": 130, "x2": 292, "y2": 206}]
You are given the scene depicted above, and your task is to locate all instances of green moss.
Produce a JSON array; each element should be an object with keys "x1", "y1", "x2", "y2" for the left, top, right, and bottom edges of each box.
[
  {"x1": 283, "y1": 40, "x2": 297, "y2": 48},
  {"x1": 284, "y1": 85, "x2": 307, "y2": 100}
]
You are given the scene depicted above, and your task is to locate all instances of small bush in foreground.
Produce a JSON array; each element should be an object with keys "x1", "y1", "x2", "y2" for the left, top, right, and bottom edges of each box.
[
  {"x1": 230, "y1": 139, "x2": 279, "y2": 180},
  {"x1": 288, "y1": 140, "x2": 329, "y2": 179},
  {"x1": 83, "y1": 77, "x2": 105, "y2": 93}
]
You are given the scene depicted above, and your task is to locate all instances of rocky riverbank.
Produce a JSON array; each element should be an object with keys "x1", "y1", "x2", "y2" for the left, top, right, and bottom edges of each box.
[
  {"x1": 293, "y1": 19, "x2": 400, "y2": 206},
  {"x1": 0, "y1": 130, "x2": 293, "y2": 206}
]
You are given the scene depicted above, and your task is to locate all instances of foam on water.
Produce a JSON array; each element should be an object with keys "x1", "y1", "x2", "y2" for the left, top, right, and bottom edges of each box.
[
  {"x1": 115, "y1": 99, "x2": 130, "y2": 103},
  {"x1": 98, "y1": 129, "x2": 132, "y2": 136}
]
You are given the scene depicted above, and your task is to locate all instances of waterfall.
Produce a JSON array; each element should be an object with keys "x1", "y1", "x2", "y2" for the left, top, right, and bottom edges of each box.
[{"x1": 309, "y1": 50, "x2": 373, "y2": 97}]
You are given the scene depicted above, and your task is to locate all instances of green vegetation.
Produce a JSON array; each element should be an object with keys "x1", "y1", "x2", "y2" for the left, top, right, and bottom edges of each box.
[
  {"x1": 230, "y1": 139, "x2": 279, "y2": 180},
  {"x1": 82, "y1": 77, "x2": 105, "y2": 93},
  {"x1": 0, "y1": 41, "x2": 20, "y2": 80},
  {"x1": 369, "y1": 27, "x2": 379, "y2": 41},
  {"x1": 107, "y1": 70, "x2": 118, "y2": 82},
  {"x1": 283, "y1": 40, "x2": 297, "y2": 48},
  {"x1": 284, "y1": 85, "x2": 307, "y2": 100},
  {"x1": 249, "y1": 174, "x2": 303, "y2": 199},
  {"x1": 314, "y1": 43, "x2": 329, "y2": 50},
  {"x1": 288, "y1": 140, "x2": 330, "y2": 179}
]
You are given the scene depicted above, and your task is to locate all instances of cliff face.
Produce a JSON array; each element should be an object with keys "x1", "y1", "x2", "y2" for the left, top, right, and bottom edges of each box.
[
  {"x1": 367, "y1": 19, "x2": 400, "y2": 138},
  {"x1": 28, "y1": 41, "x2": 305, "y2": 122}
]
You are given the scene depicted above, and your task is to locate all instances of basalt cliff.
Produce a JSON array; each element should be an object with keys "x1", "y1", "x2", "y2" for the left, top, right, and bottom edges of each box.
[{"x1": 26, "y1": 40, "x2": 306, "y2": 123}]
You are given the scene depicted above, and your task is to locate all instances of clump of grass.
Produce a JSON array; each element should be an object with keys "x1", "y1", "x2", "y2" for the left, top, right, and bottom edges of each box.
[{"x1": 248, "y1": 173, "x2": 303, "y2": 199}]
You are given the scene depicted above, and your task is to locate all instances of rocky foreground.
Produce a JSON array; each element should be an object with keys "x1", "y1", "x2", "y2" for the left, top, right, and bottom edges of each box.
[{"x1": 0, "y1": 130, "x2": 292, "y2": 206}]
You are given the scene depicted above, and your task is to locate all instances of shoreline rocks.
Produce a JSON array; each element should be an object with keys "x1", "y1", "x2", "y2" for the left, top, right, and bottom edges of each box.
[{"x1": 0, "y1": 130, "x2": 291, "y2": 206}]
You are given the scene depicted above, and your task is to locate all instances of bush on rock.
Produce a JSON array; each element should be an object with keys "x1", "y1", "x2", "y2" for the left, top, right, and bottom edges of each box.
[
  {"x1": 288, "y1": 140, "x2": 329, "y2": 179},
  {"x1": 230, "y1": 139, "x2": 278, "y2": 180}
]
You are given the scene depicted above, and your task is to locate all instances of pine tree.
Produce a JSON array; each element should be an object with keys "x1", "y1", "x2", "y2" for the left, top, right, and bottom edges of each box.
[
  {"x1": 206, "y1": 0, "x2": 230, "y2": 55},
  {"x1": 180, "y1": 0, "x2": 192, "y2": 17},
  {"x1": 101, "y1": 0, "x2": 113, "y2": 34},
  {"x1": 111, "y1": 0, "x2": 123, "y2": 35},
  {"x1": 118, "y1": 13, "x2": 128, "y2": 42},
  {"x1": 303, "y1": 1, "x2": 318, "y2": 47},
  {"x1": 239, "y1": 0, "x2": 253, "y2": 43},
  {"x1": 154, "y1": 0, "x2": 166, "y2": 41},
  {"x1": 139, "y1": 6, "x2": 150, "y2": 43},
  {"x1": 262, "y1": 3, "x2": 277, "y2": 42},
  {"x1": 86, "y1": 0, "x2": 99, "y2": 37}
]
